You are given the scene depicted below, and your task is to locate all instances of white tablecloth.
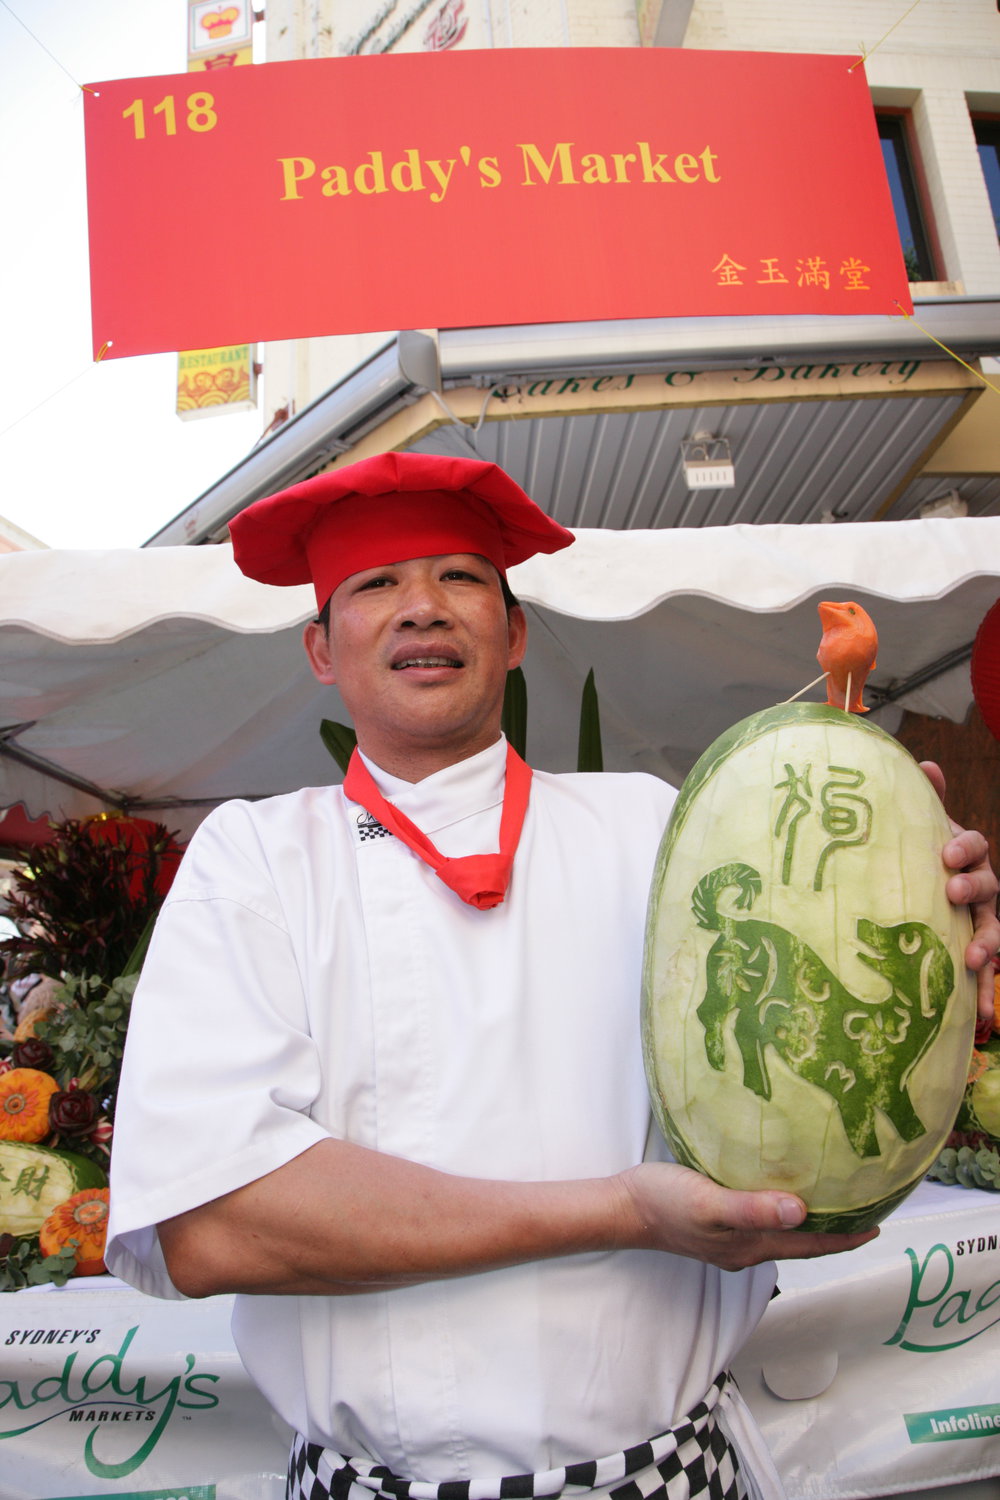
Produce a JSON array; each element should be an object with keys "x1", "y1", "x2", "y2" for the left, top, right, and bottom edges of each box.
[{"x1": 734, "y1": 1180, "x2": 1000, "y2": 1500}]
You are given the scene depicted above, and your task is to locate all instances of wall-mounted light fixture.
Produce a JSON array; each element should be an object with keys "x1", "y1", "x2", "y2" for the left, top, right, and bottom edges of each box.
[
  {"x1": 918, "y1": 489, "x2": 968, "y2": 520},
  {"x1": 681, "y1": 430, "x2": 735, "y2": 490}
]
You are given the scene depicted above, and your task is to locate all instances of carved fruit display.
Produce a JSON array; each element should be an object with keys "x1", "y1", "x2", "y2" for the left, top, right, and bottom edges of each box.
[
  {"x1": 642, "y1": 702, "x2": 976, "y2": 1233},
  {"x1": 0, "y1": 1141, "x2": 107, "y2": 1238}
]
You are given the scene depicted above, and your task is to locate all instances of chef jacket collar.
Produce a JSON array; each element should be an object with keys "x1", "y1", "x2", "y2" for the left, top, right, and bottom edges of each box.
[{"x1": 356, "y1": 737, "x2": 507, "y2": 839}]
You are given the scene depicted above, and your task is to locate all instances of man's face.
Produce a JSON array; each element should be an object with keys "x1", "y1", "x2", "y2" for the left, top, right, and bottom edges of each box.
[{"x1": 302, "y1": 553, "x2": 527, "y2": 779}]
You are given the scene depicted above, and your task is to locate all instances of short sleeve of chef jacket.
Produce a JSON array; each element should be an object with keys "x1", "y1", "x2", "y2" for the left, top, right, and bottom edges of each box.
[{"x1": 106, "y1": 796, "x2": 332, "y2": 1298}]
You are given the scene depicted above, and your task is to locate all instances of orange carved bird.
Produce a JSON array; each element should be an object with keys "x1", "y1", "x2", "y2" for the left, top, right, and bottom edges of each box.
[{"x1": 817, "y1": 600, "x2": 878, "y2": 713}]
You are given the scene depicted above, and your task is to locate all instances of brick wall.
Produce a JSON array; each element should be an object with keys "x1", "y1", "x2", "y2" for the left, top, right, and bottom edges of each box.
[{"x1": 684, "y1": 1, "x2": 1000, "y2": 57}]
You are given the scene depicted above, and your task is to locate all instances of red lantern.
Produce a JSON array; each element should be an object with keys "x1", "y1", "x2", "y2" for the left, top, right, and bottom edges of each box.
[
  {"x1": 83, "y1": 815, "x2": 183, "y2": 902},
  {"x1": 971, "y1": 599, "x2": 1000, "y2": 743}
]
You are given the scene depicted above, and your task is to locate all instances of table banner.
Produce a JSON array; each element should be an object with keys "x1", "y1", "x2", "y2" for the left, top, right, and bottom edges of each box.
[
  {"x1": 82, "y1": 48, "x2": 912, "y2": 360},
  {"x1": 0, "y1": 1280, "x2": 288, "y2": 1499},
  {"x1": 733, "y1": 1181, "x2": 1000, "y2": 1499}
]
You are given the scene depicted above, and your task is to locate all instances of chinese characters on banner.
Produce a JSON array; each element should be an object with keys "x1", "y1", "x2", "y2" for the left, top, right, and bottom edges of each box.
[
  {"x1": 82, "y1": 48, "x2": 912, "y2": 361},
  {"x1": 175, "y1": 0, "x2": 258, "y2": 417},
  {"x1": 715, "y1": 253, "x2": 876, "y2": 294}
]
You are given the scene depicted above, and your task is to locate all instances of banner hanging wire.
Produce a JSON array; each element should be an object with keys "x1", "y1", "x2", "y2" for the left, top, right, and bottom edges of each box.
[
  {"x1": 892, "y1": 302, "x2": 1000, "y2": 397},
  {"x1": 0, "y1": 0, "x2": 94, "y2": 91},
  {"x1": 0, "y1": 364, "x2": 104, "y2": 444},
  {"x1": 849, "y1": 0, "x2": 925, "y2": 72}
]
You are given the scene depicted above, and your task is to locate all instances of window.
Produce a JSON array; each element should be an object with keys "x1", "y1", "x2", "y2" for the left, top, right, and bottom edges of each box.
[
  {"x1": 876, "y1": 113, "x2": 936, "y2": 282},
  {"x1": 973, "y1": 118, "x2": 1000, "y2": 241}
]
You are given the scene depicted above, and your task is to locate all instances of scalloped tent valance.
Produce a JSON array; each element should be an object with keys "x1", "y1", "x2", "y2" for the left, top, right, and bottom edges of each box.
[{"x1": 2, "y1": 519, "x2": 998, "y2": 837}]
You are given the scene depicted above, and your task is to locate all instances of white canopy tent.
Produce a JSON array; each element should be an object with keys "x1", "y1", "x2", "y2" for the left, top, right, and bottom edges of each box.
[{"x1": 2, "y1": 519, "x2": 999, "y2": 838}]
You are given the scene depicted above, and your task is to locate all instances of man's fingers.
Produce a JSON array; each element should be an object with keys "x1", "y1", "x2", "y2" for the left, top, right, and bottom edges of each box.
[
  {"x1": 721, "y1": 1189, "x2": 805, "y2": 1233},
  {"x1": 703, "y1": 1187, "x2": 880, "y2": 1269},
  {"x1": 936, "y1": 820, "x2": 999, "y2": 1027},
  {"x1": 764, "y1": 1225, "x2": 881, "y2": 1261},
  {"x1": 919, "y1": 759, "x2": 946, "y2": 803},
  {"x1": 943, "y1": 828, "x2": 993, "y2": 879}
]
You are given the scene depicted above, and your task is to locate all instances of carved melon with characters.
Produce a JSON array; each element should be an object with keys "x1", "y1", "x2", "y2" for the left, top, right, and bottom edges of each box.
[{"x1": 642, "y1": 606, "x2": 976, "y2": 1233}]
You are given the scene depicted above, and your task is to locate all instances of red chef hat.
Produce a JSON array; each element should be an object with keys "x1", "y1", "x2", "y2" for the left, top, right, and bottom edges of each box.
[{"x1": 229, "y1": 451, "x2": 575, "y2": 610}]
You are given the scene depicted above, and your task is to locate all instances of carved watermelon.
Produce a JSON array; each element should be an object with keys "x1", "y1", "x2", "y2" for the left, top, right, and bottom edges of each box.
[
  {"x1": 0, "y1": 1141, "x2": 107, "y2": 1237},
  {"x1": 642, "y1": 701, "x2": 976, "y2": 1233}
]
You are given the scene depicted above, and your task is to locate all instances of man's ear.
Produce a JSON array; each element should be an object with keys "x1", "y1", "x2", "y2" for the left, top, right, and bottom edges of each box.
[
  {"x1": 507, "y1": 604, "x2": 528, "y2": 672},
  {"x1": 303, "y1": 620, "x2": 337, "y2": 685}
]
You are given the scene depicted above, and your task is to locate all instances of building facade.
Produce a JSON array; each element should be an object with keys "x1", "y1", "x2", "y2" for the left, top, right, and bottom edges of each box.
[
  {"x1": 256, "y1": 0, "x2": 1000, "y2": 501},
  {"x1": 150, "y1": 1, "x2": 1000, "y2": 829}
]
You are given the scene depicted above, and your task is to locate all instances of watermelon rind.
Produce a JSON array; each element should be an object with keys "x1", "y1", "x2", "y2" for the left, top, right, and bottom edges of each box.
[
  {"x1": 0, "y1": 1141, "x2": 107, "y2": 1237},
  {"x1": 642, "y1": 701, "x2": 976, "y2": 1234}
]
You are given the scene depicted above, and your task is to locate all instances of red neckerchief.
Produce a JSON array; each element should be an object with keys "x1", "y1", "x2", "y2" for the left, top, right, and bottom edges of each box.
[{"x1": 343, "y1": 743, "x2": 532, "y2": 910}]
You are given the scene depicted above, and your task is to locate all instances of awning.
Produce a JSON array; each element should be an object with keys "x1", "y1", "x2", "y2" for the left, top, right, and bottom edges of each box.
[
  {"x1": 2, "y1": 520, "x2": 998, "y2": 836},
  {"x1": 145, "y1": 299, "x2": 1000, "y2": 550}
]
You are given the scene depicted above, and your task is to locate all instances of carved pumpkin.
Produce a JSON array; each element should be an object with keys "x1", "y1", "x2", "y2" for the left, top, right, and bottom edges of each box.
[
  {"x1": 38, "y1": 1187, "x2": 111, "y2": 1275},
  {"x1": 0, "y1": 1068, "x2": 59, "y2": 1142}
]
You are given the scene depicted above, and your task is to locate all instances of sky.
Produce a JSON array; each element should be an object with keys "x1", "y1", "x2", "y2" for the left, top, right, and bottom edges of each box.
[{"x1": 0, "y1": 0, "x2": 266, "y2": 549}]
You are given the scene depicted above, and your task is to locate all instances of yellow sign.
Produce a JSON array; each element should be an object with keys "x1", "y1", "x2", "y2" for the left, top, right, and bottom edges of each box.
[
  {"x1": 189, "y1": 0, "x2": 253, "y2": 54},
  {"x1": 177, "y1": 344, "x2": 257, "y2": 417},
  {"x1": 189, "y1": 44, "x2": 253, "y2": 71},
  {"x1": 176, "y1": 1, "x2": 257, "y2": 420}
]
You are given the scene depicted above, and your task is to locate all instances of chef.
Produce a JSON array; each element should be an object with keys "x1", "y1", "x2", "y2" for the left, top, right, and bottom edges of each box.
[{"x1": 106, "y1": 452, "x2": 1000, "y2": 1500}]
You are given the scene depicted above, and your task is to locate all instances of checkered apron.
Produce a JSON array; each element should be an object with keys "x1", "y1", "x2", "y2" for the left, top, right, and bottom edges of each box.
[{"x1": 286, "y1": 1371, "x2": 749, "y2": 1500}]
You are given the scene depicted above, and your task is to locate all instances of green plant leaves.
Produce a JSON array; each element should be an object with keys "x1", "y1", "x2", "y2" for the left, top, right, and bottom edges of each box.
[
  {"x1": 577, "y1": 668, "x2": 603, "y2": 773},
  {"x1": 320, "y1": 719, "x2": 358, "y2": 774},
  {"x1": 501, "y1": 667, "x2": 527, "y2": 758}
]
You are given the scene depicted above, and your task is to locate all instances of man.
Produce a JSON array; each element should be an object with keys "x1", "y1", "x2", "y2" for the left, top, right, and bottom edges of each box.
[{"x1": 107, "y1": 452, "x2": 999, "y2": 1500}]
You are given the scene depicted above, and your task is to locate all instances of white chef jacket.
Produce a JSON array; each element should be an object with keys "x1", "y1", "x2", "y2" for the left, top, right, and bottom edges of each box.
[{"x1": 107, "y1": 738, "x2": 778, "y2": 1485}]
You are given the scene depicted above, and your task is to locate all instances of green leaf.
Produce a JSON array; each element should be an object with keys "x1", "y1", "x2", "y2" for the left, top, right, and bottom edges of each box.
[
  {"x1": 0, "y1": 817, "x2": 179, "y2": 983},
  {"x1": 0, "y1": 1236, "x2": 78, "y2": 1293},
  {"x1": 929, "y1": 1142, "x2": 1000, "y2": 1191},
  {"x1": 320, "y1": 719, "x2": 358, "y2": 775},
  {"x1": 501, "y1": 667, "x2": 527, "y2": 758},
  {"x1": 121, "y1": 911, "x2": 157, "y2": 977},
  {"x1": 26, "y1": 1243, "x2": 79, "y2": 1287},
  {"x1": 577, "y1": 668, "x2": 604, "y2": 773}
]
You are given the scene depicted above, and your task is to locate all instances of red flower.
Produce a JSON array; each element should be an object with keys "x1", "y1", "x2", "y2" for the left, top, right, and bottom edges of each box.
[
  {"x1": 89, "y1": 1116, "x2": 114, "y2": 1154},
  {"x1": 12, "y1": 1037, "x2": 55, "y2": 1072},
  {"x1": 49, "y1": 1089, "x2": 99, "y2": 1136}
]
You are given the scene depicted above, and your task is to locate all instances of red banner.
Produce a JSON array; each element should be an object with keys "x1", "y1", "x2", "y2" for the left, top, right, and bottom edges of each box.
[{"x1": 83, "y1": 48, "x2": 911, "y2": 361}]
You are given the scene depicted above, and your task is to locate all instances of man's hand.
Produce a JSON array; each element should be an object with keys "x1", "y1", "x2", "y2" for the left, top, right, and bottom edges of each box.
[
  {"x1": 616, "y1": 1162, "x2": 878, "y2": 1271},
  {"x1": 921, "y1": 760, "x2": 999, "y2": 1027}
]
